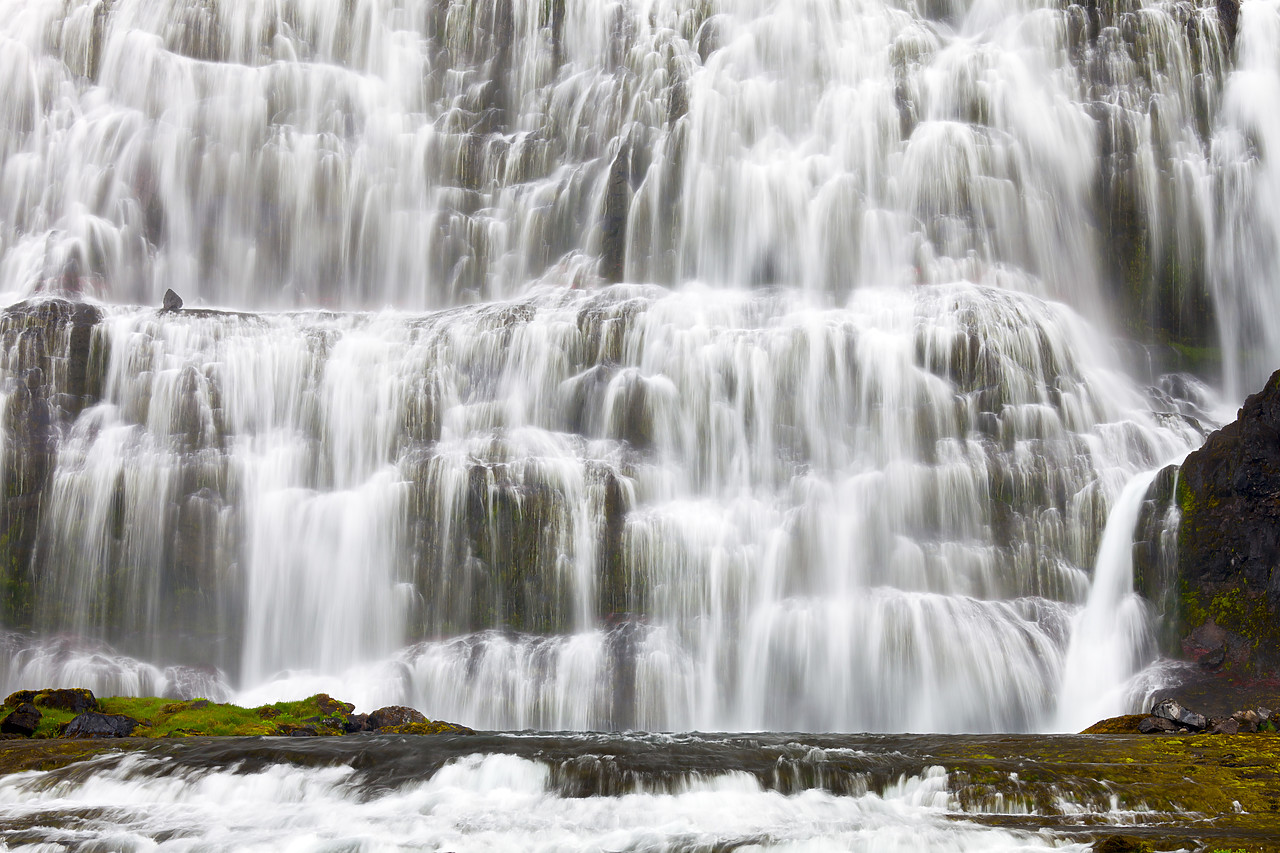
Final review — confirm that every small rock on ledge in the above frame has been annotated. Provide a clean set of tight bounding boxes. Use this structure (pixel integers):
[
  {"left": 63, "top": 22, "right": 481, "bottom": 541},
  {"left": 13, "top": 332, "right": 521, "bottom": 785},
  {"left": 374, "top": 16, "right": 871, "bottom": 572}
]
[{"left": 161, "top": 288, "right": 183, "bottom": 312}]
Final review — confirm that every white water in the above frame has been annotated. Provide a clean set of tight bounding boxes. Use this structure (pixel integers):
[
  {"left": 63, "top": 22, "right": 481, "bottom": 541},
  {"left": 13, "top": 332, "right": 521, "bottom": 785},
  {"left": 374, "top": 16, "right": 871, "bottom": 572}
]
[
  {"left": 1053, "top": 465, "right": 1164, "bottom": 731},
  {"left": 0, "top": 751, "right": 1092, "bottom": 852},
  {"left": 0, "top": 283, "right": 1209, "bottom": 731},
  {"left": 0, "top": 0, "right": 1276, "bottom": 734}
]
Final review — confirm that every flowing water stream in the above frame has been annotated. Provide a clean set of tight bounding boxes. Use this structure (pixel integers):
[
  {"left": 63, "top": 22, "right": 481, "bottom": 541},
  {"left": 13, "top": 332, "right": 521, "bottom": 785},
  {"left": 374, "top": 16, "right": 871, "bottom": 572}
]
[{"left": 0, "top": 0, "right": 1277, "bottom": 738}]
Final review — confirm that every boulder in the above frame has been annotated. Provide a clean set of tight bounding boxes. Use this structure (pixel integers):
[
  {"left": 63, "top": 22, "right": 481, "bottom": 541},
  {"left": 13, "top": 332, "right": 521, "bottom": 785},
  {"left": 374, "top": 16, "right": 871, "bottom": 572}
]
[
  {"left": 1138, "top": 716, "right": 1178, "bottom": 734},
  {"left": 313, "top": 694, "right": 354, "bottom": 717},
  {"left": 1211, "top": 717, "right": 1240, "bottom": 734},
  {"left": 162, "top": 288, "right": 183, "bottom": 312},
  {"left": 63, "top": 712, "right": 140, "bottom": 738},
  {"left": 342, "top": 713, "right": 371, "bottom": 733},
  {"left": 1176, "top": 369, "right": 1280, "bottom": 675},
  {"left": 33, "top": 688, "right": 98, "bottom": 714},
  {"left": 368, "top": 705, "right": 427, "bottom": 730},
  {"left": 1230, "top": 710, "right": 1259, "bottom": 733},
  {"left": 0, "top": 703, "right": 41, "bottom": 737},
  {"left": 1151, "top": 699, "right": 1207, "bottom": 731}
]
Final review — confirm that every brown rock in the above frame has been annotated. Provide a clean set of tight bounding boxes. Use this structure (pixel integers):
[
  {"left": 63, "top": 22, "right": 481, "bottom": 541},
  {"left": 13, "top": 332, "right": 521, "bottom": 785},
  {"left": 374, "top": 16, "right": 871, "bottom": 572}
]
[{"left": 369, "top": 705, "right": 427, "bottom": 730}]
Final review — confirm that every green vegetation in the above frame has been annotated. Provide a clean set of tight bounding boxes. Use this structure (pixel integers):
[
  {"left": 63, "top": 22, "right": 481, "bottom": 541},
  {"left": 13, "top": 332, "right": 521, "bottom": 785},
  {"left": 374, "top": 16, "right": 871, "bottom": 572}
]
[
  {"left": 4, "top": 693, "right": 354, "bottom": 739},
  {"left": 1, "top": 690, "right": 472, "bottom": 740}
]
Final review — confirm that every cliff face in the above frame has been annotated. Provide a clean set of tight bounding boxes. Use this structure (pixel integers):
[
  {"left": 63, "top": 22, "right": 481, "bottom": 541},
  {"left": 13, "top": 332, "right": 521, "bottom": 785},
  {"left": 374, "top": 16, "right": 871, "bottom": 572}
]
[
  {"left": 0, "top": 299, "right": 104, "bottom": 627},
  {"left": 1176, "top": 369, "right": 1280, "bottom": 674}
]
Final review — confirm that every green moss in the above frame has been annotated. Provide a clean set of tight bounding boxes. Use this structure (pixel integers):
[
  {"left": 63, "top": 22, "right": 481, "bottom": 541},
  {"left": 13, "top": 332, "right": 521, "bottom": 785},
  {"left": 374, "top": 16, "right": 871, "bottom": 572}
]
[
  {"left": 1, "top": 692, "right": 478, "bottom": 740},
  {"left": 1180, "top": 580, "right": 1207, "bottom": 630},
  {"left": 1081, "top": 715, "right": 1146, "bottom": 734},
  {"left": 2, "top": 694, "right": 352, "bottom": 738},
  {"left": 380, "top": 720, "right": 476, "bottom": 735}
]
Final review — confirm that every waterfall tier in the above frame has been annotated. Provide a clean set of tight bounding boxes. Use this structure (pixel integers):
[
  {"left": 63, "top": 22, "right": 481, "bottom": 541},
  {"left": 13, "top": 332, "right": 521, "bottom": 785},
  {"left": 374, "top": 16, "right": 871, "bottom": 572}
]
[{"left": 0, "top": 285, "right": 1210, "bottom": 730}]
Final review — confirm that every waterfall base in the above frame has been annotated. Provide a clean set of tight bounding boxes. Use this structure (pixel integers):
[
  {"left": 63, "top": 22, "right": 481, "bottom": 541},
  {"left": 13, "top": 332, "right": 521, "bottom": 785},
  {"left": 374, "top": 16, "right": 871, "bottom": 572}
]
[{"left": 2, "top": 731, "right": 1279, "bottom": 851}]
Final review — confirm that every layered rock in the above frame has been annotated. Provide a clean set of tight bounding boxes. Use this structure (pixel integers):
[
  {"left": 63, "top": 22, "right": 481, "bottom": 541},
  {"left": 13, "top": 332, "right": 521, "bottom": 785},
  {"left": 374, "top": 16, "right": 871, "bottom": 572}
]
[
  {"left": 1175, "top": 369, "right": 1280, "bottom": 675},
  {"left": 0, "top": 299, "right": 104, "bottom": 627}
]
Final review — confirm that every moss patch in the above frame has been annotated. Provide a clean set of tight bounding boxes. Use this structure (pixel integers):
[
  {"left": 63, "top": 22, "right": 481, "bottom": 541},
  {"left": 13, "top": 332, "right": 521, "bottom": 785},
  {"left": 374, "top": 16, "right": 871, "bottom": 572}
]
[
  {"left": 1, "top": 692, "right": 469, "bottom": 740},
  {"left": 1080, "top": 715, "right": 1145, "bottom": 734}
]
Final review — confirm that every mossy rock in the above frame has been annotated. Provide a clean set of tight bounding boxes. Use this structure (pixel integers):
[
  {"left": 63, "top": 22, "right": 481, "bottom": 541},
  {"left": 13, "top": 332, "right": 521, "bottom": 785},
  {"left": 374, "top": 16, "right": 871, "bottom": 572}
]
[
  {"left": 379, "top": 720, "right": 476, "bottom": 735},
  {"left": 1081, "top": 715, "right": 1146, "bottom": 734},
  {"left": 1176, "top": 369, "right": 1280, "bottom": 675},
  {"left": 0, "top": 689, "right": 473, "bottom": 741}
]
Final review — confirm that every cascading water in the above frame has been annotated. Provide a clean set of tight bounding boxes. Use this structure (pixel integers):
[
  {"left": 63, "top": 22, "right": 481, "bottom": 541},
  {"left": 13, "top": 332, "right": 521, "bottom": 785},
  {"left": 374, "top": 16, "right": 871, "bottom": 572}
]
[{"left": 0, "top": 0, "right": 1274, "bottom": 734}]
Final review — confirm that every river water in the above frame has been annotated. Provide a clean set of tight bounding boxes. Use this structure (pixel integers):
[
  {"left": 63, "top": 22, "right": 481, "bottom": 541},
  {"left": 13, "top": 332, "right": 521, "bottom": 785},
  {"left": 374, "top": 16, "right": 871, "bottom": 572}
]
[{"left": 0, "top": 731, "right": 1187, "bottom": 851}]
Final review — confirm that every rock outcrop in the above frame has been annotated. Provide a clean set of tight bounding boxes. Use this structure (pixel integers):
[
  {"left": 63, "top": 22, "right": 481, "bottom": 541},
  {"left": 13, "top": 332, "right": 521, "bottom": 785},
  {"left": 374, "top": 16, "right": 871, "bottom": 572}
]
[
  {"left": 1176, "top": 369, "right": 1280, "bottom": 675},
  {"left": 0, "top": 299, "right": 104, "bottom": 627}
]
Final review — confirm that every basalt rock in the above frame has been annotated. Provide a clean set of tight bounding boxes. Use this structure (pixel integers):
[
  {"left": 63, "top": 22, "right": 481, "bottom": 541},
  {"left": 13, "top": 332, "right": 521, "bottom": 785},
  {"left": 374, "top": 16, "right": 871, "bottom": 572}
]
[
  {"left": 1218, "top": 0, "right": 1240, "bottom": 45},
  {"left": 1151, "top": 698, "right": 1207, "bottom": 730},
  {"left": 1176, "top": 369, "right": 1280, "bottom": 676},
  {"left": 63, "top": 712, "right": 141, "bottom": 738},
  {"left": 162, "top": 288, "right": 184, "bottom": 312},
  {"left": 0, "top": 299, "right": 105, "bottom": 627},
  {"left": 1137, "top": 715, "right": 1177, "bottom": 734},
  {"left": 0, "top": 703, "right": 41, "bottom": 737}
]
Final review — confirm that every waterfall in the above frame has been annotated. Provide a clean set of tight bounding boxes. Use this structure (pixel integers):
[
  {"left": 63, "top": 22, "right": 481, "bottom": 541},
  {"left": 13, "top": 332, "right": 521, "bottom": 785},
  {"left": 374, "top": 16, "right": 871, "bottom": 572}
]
[
  {"left": 1211, "top": 0, "right": 1280, "bottom": 398},
  {"left": 0, "top": 0, "right": 1273, "bottom": 732}
]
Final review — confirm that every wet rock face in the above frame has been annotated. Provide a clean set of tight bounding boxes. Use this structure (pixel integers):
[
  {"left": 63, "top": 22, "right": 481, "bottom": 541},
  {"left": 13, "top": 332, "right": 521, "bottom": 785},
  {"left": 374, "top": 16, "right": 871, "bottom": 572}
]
[
  {"left": 1177, "top": 369, "right": 1280, "bottom": 675},
  {"left": 0, "top": 299, "right": 105, "bottom": 628}
]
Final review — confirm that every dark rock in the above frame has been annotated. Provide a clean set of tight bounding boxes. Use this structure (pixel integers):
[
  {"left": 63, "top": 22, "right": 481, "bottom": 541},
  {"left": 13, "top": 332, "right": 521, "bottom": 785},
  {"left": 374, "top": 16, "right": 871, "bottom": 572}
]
[
  {"left": 3, "top": 690, "right": 38, "bottom": 707},
  {"left": 342, "top": 713, "right": 370, "bottom": 733},
  {"left": 1138, "top": 715, "right": 1178, "bottom": 734},
  {"left": 0, "top": 703, "right": 41, "bottom": 736},
  {"left": 1211, "top": 717, "right": 1240, "bottom": 734},
  {"left": 33, "top": 688, "right": 98, "bottom": 714},
  {"left": 1090, "top": 829, "right": 1152, "bottom": 850},
  {"left": 368, "top": 705, "right": 427, "bottom": 730},
  {"left": 1176, "top": 369, "right": 1280, "bottom": 676},
  {"left": 162, "top": 288, "right": 183, "bottom": 312},
  {"left": 1092, "top": 834, "right": 1150, "bottom": 853},
  {"left": 0, "top": 299, "right": 105, "bottom": 627},
  {"left": 598, "top": 144, "right": 631, "bottom": 284},
  {"left": 1218, "top": 0, "right": 1240, "bottom": 44},
  {"left": 1151, "top": 699, "right": 1207, "bottom": 730},
  {"left": 63, "top": 712, "right": 140, "bottom": 738}
]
